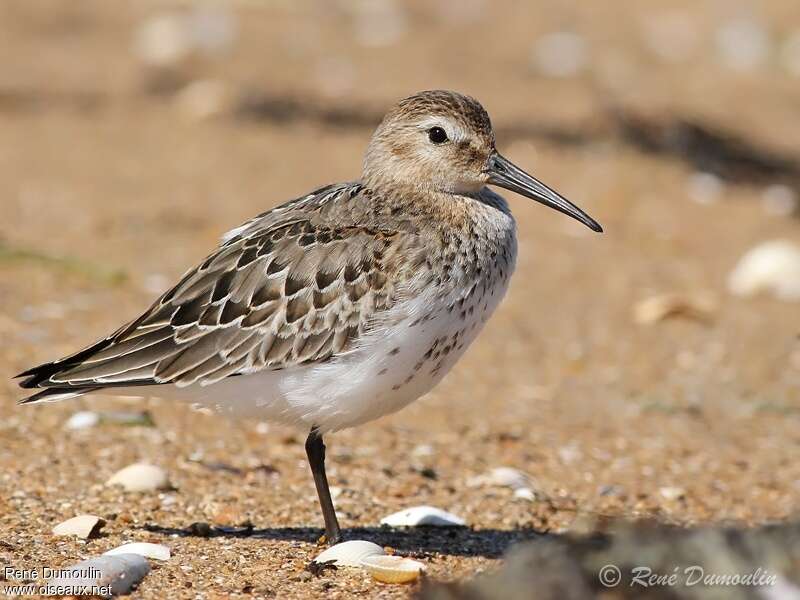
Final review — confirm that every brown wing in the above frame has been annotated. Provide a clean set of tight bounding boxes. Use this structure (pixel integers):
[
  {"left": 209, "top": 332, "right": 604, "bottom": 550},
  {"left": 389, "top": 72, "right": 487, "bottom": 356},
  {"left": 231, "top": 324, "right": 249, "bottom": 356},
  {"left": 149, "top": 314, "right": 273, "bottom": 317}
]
[{"left": 17, "top": 182, "right": 426, "bottom": 399}]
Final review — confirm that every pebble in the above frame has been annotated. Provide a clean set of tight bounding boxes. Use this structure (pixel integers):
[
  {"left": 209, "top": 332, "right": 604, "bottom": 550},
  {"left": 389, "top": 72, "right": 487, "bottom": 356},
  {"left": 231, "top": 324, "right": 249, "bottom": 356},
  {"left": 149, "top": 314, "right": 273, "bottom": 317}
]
[
  {"left": 106, "top": 463, "right": 171, "bottom": 492},
  {"left": 360, "top": 555, "right": 425, "bottom": 584},
  {"left": 48, "top": 553, "right": 150, "bottom": 597},
  {"left": 381, "top": 506, "right": 465, "bottom": 527},
  {"left": 728, "top": 240, "right": 800, "bottom": 301},
  {"left": 52, "top": 515, "right": 106, "bottom": 539},
  {"left": 105, "top": 542, "right": 171, "bottom": 561},
  {"left": 313, "top": 540, "right": 384, "bottom": 568}
]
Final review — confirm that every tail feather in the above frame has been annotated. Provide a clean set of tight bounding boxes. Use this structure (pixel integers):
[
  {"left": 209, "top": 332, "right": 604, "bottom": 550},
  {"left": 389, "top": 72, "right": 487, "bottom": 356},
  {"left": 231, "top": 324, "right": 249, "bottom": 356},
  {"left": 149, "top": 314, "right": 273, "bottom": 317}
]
[{"left": 18, "top": 386, "right": 100, "bottom": 405}]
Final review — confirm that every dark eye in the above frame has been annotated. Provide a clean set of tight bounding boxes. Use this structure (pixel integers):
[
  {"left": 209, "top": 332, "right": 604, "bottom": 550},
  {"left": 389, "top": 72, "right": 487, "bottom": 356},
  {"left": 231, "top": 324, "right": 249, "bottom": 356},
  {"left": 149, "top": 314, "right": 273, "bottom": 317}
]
[{"left": 427, "top": 127, "right": 448, "bottom": 144}]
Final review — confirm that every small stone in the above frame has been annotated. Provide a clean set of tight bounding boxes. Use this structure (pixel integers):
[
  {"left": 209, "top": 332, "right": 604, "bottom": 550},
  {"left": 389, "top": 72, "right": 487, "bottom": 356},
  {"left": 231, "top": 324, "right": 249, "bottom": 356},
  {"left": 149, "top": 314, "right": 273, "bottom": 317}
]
[
  {"left": 715, "top": 18, "right": 770, "bottom": 71},
  {"left": 52, "top": 515, "right": 106, "bottom": 539},
  {"left": 106, "top": 463, "right": 171, "bottom": 492},
  {"left": 105, "top": 542, "right": 171, "bottom": 561}
]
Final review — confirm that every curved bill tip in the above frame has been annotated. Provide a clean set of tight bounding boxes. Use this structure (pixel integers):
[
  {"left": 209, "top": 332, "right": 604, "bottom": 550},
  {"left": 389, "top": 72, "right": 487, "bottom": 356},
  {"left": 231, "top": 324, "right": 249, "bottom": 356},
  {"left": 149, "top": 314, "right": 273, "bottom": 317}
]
[{"left": 486, "top": 153, "right": 603, "bottom": 233}]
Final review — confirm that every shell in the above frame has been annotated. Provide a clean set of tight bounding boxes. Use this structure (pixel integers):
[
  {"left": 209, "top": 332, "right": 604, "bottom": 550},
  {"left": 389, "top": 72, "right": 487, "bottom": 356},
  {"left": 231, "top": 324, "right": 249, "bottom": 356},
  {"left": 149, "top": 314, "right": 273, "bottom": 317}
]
[
  {"left": 728, "top": 240, "right": 800, "bottom": 301},
  {"left": 380, "top": 506, "right": 465, "bottom": 527},
  {"left": 106, "top": 463, "right": 171, "bottom": 492},
  {"left": 52, "top": 515, "right": 106, "bottom": 539},
  {"left": 360, "top": 555, "right": 426, "bottom": 584},
  {"left": 468, "top": 467, "right": 531, "bottom": 490},
  {"left": 48, "top": 553, "right": 150, "bottom": 597},
  {"left": 65, "top": 411, "right": 100, "bottom": 430},
  {"left": 105, "top": 542, "right": 171, "bottom": 561},
  {"left": 313, "top": 540, "right": 385, "bottom": 567}
]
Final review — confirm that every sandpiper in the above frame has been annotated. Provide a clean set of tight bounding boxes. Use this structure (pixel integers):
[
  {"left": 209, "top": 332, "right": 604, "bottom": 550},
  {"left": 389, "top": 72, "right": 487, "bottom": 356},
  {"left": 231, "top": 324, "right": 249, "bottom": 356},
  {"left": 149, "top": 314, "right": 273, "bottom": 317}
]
[{"left": 17, "top": 90, "right": 601, "bottom": 543}]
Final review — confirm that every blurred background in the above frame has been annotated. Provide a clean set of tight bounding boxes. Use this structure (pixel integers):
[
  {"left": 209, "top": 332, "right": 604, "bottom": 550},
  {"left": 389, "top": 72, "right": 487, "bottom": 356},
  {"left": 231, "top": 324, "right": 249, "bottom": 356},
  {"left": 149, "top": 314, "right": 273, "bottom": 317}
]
[{"left": 2, "top": 1, "right": 800, "bottom": 597}]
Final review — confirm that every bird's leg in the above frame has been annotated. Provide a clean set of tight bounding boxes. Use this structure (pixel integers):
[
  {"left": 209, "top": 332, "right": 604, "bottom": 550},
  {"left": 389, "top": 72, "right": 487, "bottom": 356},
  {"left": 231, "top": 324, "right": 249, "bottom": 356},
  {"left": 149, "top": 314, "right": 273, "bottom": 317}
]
[{"left": 305, "top": 426, "right": 341, "bottom": 545}]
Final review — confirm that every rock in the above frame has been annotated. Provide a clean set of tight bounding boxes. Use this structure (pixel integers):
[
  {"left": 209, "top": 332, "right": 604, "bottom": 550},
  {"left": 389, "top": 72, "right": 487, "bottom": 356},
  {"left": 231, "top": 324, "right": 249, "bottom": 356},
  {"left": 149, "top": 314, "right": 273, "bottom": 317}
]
[
  {"left": 65, "top": 411, "right": 100, "bottom": 431},
  {"left": 48, "top": 554, "right": 150, "bottom": 598},
  {"left": 381, "top": 506, "right": 465, "bottom": 527},
  {"left": 52, "top": 515, "right": 106, "bottom": 539},
  {"left": 106, "top": 463, "right": 171, "bottom": 492},
  {"left": 105, "top": 542, "right": 171, "bottom": 561},
  {"left": 360, "top": 555, "right": 425, "bottom": 584},
  {"left": 633, "top": 292, "right": 717, "bottom": 325},
  {"left": 761, "top": 184, "right": 797, "bottom": 217},
  {"left": 728, "top": 240, "right": 800, "bottom": 301},
  {"left": 313, "top": 540, "right": 385, "bottom": 568}
]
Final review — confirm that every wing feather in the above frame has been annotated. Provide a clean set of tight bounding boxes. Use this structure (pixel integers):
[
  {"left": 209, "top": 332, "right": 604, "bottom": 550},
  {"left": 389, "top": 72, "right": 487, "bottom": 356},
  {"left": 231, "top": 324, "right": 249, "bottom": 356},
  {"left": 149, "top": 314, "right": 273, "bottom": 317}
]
[{"left": 18, "top": 182, "right": 426, "bottom": 399}]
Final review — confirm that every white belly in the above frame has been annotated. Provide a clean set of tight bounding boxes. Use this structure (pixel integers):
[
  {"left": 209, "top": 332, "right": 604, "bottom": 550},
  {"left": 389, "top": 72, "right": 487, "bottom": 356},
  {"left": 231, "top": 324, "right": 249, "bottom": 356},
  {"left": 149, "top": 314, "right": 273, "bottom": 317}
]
[{"left": 128, "top": 268, "right": 513, "bottom": 433}]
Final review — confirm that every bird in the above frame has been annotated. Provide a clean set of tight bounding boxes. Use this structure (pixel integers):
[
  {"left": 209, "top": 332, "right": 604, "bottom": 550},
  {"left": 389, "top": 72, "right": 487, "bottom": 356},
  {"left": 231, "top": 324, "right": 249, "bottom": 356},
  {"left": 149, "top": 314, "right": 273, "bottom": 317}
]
[{"left": 16, "top": 90, "right": 602, "bottom": 544}]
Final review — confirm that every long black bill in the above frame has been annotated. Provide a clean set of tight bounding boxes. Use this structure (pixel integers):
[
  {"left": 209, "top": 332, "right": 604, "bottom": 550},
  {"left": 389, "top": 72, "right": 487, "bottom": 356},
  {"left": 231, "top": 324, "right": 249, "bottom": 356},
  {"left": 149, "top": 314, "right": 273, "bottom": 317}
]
[{"left": 486, "top": 153, "right": 603, "bottom": 232}]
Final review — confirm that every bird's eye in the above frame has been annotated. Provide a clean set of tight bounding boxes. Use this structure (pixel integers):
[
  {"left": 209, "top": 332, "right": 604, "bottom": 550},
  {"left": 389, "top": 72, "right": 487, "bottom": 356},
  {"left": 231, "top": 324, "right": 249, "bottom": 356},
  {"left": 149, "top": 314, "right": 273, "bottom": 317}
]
[{"left": 427, "top": 127, "right": 448, "bottom": 144}]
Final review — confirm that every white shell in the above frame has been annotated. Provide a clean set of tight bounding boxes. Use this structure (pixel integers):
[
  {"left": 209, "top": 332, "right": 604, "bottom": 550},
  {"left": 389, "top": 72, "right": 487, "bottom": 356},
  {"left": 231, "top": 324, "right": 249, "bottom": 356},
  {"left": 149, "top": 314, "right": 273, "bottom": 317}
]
[
  {"left": 105, "top": 542, "right": 171, "bottom": 561},
  {"left": 728, "top": 240, "right": 800, "bottom": 301},
  {"left": 65, "top": 411, "right": 100, "bottom": 430},
  {"left": 106, "top": 463, "right": 171, "bottom": 492},
  {"left": 468, "top": 467, "right": 531, "bottom": 490},
  {"left": 313, "top": 540, "right": 385, "bottom": 567},
  {"left": 513, "top": 487, "right": 537, "bottom": 501},
  {"left": 52, "top": 515, "right": 106, "bottom": 539},
  {"left": 360, "top": 555, "right": 426, "bottom": 584},
  {"left": 380, "top": 506, "right": 465, "bottom": 527},
  {"left": 48, "top": 553, "right": 150, "bottom": 597}
]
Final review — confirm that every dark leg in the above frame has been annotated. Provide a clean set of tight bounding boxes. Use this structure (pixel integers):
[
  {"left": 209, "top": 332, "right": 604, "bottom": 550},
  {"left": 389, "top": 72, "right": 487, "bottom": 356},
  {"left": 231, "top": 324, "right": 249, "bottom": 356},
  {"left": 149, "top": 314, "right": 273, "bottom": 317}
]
[{"left": 305, "top": 426, "right": 341, "bottom": 544}]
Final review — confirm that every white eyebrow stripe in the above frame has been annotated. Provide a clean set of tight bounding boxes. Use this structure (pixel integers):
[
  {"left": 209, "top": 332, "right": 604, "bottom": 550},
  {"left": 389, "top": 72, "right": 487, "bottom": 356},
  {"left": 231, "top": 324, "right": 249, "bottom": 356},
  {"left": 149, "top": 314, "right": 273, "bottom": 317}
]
[{"left": 415, "top": 116, "right": 467, "bottom": 143}]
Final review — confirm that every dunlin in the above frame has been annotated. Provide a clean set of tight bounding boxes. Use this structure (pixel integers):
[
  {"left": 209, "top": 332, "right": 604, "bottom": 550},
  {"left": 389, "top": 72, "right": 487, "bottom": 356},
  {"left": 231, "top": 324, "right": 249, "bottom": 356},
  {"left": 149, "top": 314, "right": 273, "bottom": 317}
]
[{"left": 17, "top": 90, "right": 601, "bottom": 543}]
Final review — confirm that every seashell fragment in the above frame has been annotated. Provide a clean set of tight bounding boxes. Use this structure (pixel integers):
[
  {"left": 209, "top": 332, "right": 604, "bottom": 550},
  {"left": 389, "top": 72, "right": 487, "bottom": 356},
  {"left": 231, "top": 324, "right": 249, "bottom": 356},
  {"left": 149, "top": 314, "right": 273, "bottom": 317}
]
[
  {"left": 360, "top": 555, "right": 425, "bottom": 584},
  {"left": 313, "top": 540, "right": 384, "bottom": 567},
  {"left": 48, "top": 553, "right": 150, "bottom": 597},
  {"left": 105, "top": 542, "right": 171, "bottom": 561},
  {"left": 52, "top": 515, "right": 106, "bottom": 539},
  {"left": 467, "top": 467, "right": 531, "bottom": 490},
  {"left": 381, "top": 506, "right": 465, "bottom": 527},
  {"left": 728, "top": 240, "right": 800, "bottom": 301},
  {"left": 106, "top": 463, "right": 171, "bottom": 492},
  {"left": 65, "top": 411, "right": 100, "bottom": 430},
  {"left": 633, "top": 292, "right": 716, "bottom": 325}
]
